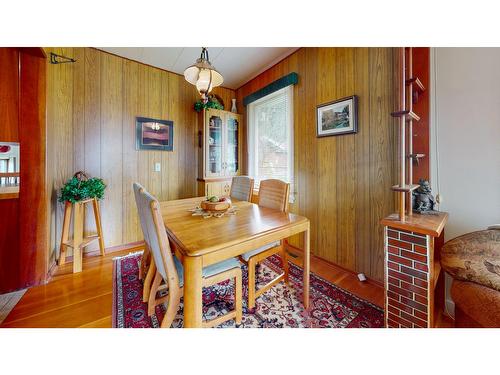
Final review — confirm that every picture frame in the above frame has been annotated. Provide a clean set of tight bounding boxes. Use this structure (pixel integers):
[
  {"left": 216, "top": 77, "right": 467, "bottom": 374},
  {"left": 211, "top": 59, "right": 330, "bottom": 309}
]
[
  {"left": 135, "top": 117, "right": 173, "bottom": 151},
  {"left": 316, "top": 95, "right": 358, "bottom": 137}
]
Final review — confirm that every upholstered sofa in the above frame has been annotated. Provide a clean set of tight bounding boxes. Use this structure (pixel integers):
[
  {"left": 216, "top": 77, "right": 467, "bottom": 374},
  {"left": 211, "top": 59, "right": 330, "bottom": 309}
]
[{"left": 441, "top": 226, "right": 500, "bottom": 327}]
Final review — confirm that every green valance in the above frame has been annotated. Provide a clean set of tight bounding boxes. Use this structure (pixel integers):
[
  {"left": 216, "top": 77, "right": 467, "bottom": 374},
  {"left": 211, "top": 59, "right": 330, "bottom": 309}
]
[{"left": 243, "top": 72, "right": 298, "bottom": 106}]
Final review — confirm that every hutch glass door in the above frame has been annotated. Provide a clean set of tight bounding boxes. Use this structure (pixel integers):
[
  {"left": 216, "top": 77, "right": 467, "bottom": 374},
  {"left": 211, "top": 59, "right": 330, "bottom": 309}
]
[
  {"left": 207, "top": 113, "right": 223, "bottom": 177},
  {"left": 225, "top": 116, "right": 239, "bottom": 175}
]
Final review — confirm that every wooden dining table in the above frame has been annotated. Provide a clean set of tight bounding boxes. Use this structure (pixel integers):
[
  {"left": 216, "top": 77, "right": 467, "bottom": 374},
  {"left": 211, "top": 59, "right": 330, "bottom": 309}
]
[{"left": 160, "top": 196, "right": 310, "bottom": 328}]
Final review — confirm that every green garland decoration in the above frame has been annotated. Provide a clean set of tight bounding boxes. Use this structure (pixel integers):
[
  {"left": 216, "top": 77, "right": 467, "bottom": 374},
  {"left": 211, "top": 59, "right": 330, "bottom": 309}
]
[
  {"left": 194, "top": 99, "right": 224, "bottom": 112},
  {"left": 59, "top": 174, "right": 106, "bottom": 203}
]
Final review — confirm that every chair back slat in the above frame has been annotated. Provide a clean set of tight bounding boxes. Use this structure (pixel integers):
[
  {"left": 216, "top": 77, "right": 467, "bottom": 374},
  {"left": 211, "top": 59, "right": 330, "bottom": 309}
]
[
  {"left": 230, "top": 176, "right": 254, "bottom": 201},
  {"left": 258, "top": 179, "right": 290, "bottom": 212},
  {"left": 133, "top": 183, "right": 180, "bottom": 289},
  {"left": 133, "top": 183, "right": 151, "bottom": 251}
]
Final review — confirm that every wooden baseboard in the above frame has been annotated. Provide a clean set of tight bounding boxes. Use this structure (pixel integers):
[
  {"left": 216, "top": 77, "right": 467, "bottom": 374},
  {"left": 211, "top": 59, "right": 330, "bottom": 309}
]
[
  {"left": 67, "top": 240, "right": 145, "bottom": 262},
  {"left": 284, "top": 242, "right": 383, "bottom": 288},
  {"left": 45, "top": 241, "right": 146, "bottom": 283}
]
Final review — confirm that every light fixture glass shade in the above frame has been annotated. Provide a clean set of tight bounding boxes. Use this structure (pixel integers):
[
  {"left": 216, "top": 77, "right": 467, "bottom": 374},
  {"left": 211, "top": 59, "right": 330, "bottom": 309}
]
[
  {"left": 195, "top": 69, "right": 212, "bottom": 94},
  {"left": 183, "top": 48, "right": 223, "bottom": 101}
]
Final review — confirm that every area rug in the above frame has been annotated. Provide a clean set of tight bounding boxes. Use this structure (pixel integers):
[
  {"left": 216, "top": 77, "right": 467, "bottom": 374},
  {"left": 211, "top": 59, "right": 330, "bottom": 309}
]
[
  {"left": 112, "top": 252, "right": 383, "bottom": 328},
  {"left": 0, "top": 289, "right": 27, "bottom": 325}
]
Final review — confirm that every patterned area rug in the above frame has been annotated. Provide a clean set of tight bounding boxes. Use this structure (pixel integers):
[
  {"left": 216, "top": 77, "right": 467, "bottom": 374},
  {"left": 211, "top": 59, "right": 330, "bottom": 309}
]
[{"left": 113, "top": 252, "right": 383, "bottom": 328}]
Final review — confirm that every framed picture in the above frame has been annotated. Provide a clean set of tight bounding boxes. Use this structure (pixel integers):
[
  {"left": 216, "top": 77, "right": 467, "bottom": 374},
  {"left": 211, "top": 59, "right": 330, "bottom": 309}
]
[
  {"left": 316, "top": 95, "right": 358, "bottom": 137},
  {"left": 135, "top": 117, "right": 173, "bottom": 151}
]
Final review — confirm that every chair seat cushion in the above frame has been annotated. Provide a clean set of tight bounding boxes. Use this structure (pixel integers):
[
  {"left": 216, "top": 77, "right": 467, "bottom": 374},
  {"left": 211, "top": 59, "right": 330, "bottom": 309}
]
[
  {"left": 241, "top": 241, "right": 281, "bottom": 262},
  {"left": 441, "top": 229, "right": 500, "bottom": 292},
  {"left": 173, "top": 256, "right": 241, "bottom": 287}
]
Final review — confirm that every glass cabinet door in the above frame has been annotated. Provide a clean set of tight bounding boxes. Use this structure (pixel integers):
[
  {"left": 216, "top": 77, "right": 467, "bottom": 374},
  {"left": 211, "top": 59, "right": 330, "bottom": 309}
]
[
  {"left": 225, "top": 116, "right": 239, "bottom": 175},
  {"left": 206, "top": 113, "right": 223, "bottom": 177}
]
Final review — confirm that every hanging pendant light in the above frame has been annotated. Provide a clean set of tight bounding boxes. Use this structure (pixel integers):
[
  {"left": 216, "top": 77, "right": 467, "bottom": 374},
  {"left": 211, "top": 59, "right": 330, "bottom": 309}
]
[{"left": 184, "top": 47, "right": 223, "bottom": 103}]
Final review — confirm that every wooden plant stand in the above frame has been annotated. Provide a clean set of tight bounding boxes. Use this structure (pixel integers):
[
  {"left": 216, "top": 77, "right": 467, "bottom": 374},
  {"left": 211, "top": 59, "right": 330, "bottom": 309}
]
[{"left": 59, "top": 198, "right": 105, "bottom": 273}]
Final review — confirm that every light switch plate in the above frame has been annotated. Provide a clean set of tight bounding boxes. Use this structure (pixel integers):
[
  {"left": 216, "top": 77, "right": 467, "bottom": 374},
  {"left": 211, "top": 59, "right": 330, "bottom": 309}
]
[{"left": 154, "top": 162, "right": 161, "bottom": 172}]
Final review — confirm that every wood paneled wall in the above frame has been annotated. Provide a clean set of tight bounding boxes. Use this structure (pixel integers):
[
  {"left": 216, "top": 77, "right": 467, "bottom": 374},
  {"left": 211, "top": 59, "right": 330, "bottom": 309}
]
[
  {"left": 236, "top": 48, "right": 398, "bottom": 281},
  {"left": 45, "top": 47, "right": 235, "bottom": 264}
]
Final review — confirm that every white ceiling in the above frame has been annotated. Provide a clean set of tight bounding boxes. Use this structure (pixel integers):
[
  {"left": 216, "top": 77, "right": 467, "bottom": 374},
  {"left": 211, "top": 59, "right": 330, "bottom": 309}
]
[{"left": 98, "top": 47, "right": 298, "bottom": 89}]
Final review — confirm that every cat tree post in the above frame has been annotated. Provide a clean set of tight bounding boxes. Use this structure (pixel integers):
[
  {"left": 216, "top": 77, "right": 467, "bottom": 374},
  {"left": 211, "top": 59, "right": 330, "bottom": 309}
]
[{"left": 381, "top": 47, "right": 449, "bottom": 328}]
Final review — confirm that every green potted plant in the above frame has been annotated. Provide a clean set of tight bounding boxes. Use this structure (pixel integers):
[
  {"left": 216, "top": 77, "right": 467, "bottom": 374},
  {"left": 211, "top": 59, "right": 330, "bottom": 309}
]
[
  {"left": 59, "top": 171, "right": 106, "bottom": 203},
  {"left": 194, "top": 95, "right": 224, "bottom": 112}
]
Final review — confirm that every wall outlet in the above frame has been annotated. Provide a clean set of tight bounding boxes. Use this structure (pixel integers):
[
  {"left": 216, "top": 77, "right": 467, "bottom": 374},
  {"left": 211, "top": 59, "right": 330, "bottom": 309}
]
[
  {"left": 154, "top": 162, "right": 161, "bottom": 172},
  {"left": 357, "top": 273, "right": 367, "bottom": 282}
]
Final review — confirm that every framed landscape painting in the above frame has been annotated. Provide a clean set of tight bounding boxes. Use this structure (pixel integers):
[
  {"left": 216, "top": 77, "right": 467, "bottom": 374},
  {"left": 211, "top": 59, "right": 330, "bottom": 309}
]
[
  {"left": 316, "top": 95, "right": 358, "bottom": 137},
  {"left": 136, "top": 117, "right": 173, "bottom": 151}
]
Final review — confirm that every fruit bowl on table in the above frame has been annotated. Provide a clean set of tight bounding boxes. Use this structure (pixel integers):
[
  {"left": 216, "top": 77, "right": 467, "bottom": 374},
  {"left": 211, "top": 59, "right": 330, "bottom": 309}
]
[{"left": 200, "top": 196, "right": 231, "bottom": 212}]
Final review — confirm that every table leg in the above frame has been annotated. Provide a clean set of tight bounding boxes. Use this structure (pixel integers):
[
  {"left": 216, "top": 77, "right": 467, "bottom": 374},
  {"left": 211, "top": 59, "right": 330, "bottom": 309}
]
[
  {"left": 183, "top": 255, "right": 203, "bottom": 328},
  {"left": 302, "top": 226, "right": 310, "bottom": 309}
]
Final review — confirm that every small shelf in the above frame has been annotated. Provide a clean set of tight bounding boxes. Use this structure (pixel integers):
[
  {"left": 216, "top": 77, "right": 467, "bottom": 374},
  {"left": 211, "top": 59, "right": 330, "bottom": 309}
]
[
  {"left": 381, "top": 211, "right": 449, "bottom": 238},
  {"left": 63, "top": 235, "right": 99, "bottom": 249},
  {"left": 408, "top": 153, "right": 425, "bottom": 159},
  {"left": 391, "top": 110, "right": 420, "bottom": 122},
  {"left": 406, "top": 77, "right": 426, "bottom": 92},
  {"left": 391, "top": 184, "right": 419, "bottom": 192},
  {"left": 408, "top": 153, "right": 426, "bottom": 165}
]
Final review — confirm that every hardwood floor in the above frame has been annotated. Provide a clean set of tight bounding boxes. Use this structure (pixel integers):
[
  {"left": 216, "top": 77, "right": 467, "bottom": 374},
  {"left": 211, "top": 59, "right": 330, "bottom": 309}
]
[
  {"left": 0, "top": 250, "right": 129, "bottom": 328},
  {"left": 0, "top": 245, "right": 453, "bottom": 328}
]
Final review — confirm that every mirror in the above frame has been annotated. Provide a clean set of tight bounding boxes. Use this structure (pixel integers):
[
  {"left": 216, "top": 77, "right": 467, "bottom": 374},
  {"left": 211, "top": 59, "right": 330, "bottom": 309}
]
[{"left": 0, "top": 142, "right": 20, "bottom": 187}]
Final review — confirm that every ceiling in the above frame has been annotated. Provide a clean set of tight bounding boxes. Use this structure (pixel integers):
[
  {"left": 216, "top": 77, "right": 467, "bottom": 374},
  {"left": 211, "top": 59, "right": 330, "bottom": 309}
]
[{"left": 98, "top": 47, "right": 298, "bottom": 89}]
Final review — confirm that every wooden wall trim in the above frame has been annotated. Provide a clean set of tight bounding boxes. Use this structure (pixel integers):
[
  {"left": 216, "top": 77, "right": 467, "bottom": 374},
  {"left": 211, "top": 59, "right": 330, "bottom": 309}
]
[{"left": 19, "top": 51, "right": 48, "bottom": 288}]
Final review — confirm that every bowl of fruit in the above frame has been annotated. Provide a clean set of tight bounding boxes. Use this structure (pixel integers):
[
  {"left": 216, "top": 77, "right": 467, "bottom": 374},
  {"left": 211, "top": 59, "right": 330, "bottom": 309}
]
[{"left": 200, "top": 196, "right": 231, "bottom": 212}]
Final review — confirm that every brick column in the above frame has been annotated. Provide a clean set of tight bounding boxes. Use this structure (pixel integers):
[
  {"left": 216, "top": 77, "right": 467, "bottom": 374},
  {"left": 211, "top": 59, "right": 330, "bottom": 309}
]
[
  {"left": 384, "top": 227, "right": 433, "bottom": 328},
  {"left": 381, "top": 212, "right": 447, "bottom": 328}
]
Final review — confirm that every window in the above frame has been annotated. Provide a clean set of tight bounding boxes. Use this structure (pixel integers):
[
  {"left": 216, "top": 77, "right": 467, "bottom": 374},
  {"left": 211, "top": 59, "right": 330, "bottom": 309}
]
[{"left": 247, "top": 85, "right": 294, "bottom": 201}]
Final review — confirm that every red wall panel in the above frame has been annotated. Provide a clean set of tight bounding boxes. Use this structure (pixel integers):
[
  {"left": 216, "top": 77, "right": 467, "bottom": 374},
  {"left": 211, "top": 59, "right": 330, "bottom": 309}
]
[
  {"left": 0, "top": 48, "right": 47, "bottom": 293},
  {"left": 0, "top": 48, "right": 19, "bottom": 142},
  {"left": 412, "top": 47, "right": 430, "bottom": 182}
]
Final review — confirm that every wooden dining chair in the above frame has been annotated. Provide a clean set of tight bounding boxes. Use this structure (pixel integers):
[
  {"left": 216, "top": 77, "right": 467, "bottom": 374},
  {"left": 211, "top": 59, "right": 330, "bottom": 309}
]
[
  {"left": 230, "top": 176, "right": 254, "bottom": 202},
  {"left": 133, "top": 183, "right": 156, "bottom": 303},
  {"left": 239, "top": 179, "right": 290, "bottom": 309},
  {"left": 133, "top": 183, "right": 242, "bottom": 328}
]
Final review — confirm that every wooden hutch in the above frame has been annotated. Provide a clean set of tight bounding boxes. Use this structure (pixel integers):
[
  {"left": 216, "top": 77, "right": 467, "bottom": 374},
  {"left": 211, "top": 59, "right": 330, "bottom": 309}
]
[{"left": 197, "top": 108, "right": 242, "bottom": 197}]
